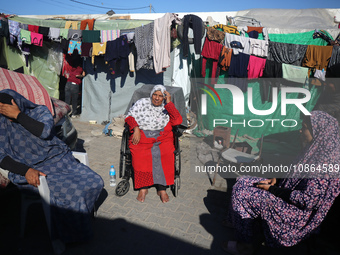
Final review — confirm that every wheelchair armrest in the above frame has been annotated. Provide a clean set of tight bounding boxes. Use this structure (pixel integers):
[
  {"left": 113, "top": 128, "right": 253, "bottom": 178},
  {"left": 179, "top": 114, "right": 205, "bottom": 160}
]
[{"left": 172, "top": 125, "right": 184, "bottom": 138}]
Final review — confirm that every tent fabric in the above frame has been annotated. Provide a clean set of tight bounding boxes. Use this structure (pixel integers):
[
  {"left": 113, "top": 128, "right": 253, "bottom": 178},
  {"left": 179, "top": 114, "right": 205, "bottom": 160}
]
[
  {"left": 0, "top": 68, "right": 54, "bottom": 115},
  {"left": 235, "top": 9, "right": 339, "bottom": 30}
]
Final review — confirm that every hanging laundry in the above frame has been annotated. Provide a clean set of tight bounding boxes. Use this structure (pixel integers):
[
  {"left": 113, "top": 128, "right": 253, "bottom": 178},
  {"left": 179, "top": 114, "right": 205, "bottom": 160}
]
[
  {"left": 260, "top": 59, "right": 283, "bottom": 103},
  {"left": 135, "top": 22, "right": 154, "bottom": 70},
  {"left": 92, "top": 42, "right": 107, "bottom": 65},
  {"left": 59, "top": 28, "right": 69, "bottom": 40},
  {"left": 0, "top": 20, "right": 9, "bottom": 44},
  {"left": 225, "top": 33, "right": 251, "bottom": 55},
  {"left": 31, "top": 32, "right": 43, "bottom": 47},
  {"left": 249, "top": 38, "right": 269, "bottom": 57},
  {"left": 247, "top": 55, "right": 266, "bottom": 79},
  {"left": 8, "top": 20, "right": 21, "bottom": 46},
  {"left": 100, "top": 30, "right": 120, "bottom": 43},
  {"left": 282, "top": 63, "right": 309, "bottom": 84},
  {"left": 48, "top": 27, "right": 60, "bottom": 42},
  {"left": 267, "top": 41, "right": 308, "bottom": 66},
  {"left": 80, "top": 19, "right": 95, "bottom": 30},
  {"left": 68, "top": 40, "right": 82, "bottom": 55},
  {"left": 64, "top": 21, "right": 78, "bottom": 30},
  {"left": 206, "top": 27, "right": 225, "bottom": 43},
  {"left": 82, "top": 30, "right": 100, "bottom": 43},
  {"left": 182, "top": 14, "right": 204, "bottom": 57},
  {"left": 328, "top": 45, "right": 340, "bottom": 67},
  {"left": 28, "top": 24, "right": 39, "bottom": 33},
  {"left": 228, "top": 52, "right": 250, "bottom": 92},
  {"left": 20, "top": 29, "right": 31, "bottom": 44},
  {"left": 67, "top": 29, "right": 82, "bottom": 41},
  {"left": 218, "top": 47, "right": 233, "bottom": 71},
  {"left": 81, "top": 42, "right": 92, "bottom": 57},
  {"left": 201, "top": 37, "right": 223, "bottom": 81},
  {"left": 302, "top": 45, "right": 333, "bottom": 71},
  {"left": 153, "top": 13, "right": 178, "bottom": 74},
  {"left": 38, "top": 26, "right": 50, "bottom": 37},
  {"left": 104, "top": 35, "right": 130, "bottom": 75},
  {"left": 212, "top": 24, "right": 240, "bottom": 35}
]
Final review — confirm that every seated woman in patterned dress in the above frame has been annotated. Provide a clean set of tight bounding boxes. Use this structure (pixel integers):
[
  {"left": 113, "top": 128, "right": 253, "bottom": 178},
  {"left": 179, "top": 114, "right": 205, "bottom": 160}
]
[
  {"left": 125, "top": 85, "right": 182, "bottom": 203},
  {"left": 0, "top": 89, "right": 104, "bottom": 248},
  {"left": 223, "top": 111, "right": 340, "bottom": 255}
]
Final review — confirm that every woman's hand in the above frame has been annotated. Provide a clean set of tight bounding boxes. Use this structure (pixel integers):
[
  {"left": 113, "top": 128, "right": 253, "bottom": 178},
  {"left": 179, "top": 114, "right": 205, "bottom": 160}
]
[
  {"left": 256, "top": 178, "right": 276, "bottom": 191},
  {"left": 164, "top": 91, "right": 171, "bottom": 104},
  {"left": 132, "top": 126, "right": 141, "bottom": 145},
  {"left": 25, "top": 168, "right": 47, "bottom": 187},
  {"left": 0, "top": 99, "right": 20, "bottom": 119}
]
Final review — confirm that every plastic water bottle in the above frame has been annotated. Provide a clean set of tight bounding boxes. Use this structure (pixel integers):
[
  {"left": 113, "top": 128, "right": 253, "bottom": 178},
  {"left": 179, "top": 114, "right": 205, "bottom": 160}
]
[{"left": 109, "top": 165, "right": 116, "bottom": 187}]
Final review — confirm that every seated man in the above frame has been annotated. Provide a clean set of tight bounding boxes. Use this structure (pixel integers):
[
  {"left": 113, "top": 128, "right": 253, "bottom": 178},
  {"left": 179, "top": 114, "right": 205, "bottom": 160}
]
[
  {"left": 125, "top": 85, "right": 182, "bottom": 203},
  {"left": 0, "top": 89, "right": 104, "bottom": 246}
]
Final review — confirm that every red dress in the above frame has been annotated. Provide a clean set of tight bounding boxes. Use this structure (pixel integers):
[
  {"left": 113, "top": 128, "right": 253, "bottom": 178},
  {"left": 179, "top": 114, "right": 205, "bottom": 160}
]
[{"left": 125, "top": 102, "right": 182, "bottom": 189}]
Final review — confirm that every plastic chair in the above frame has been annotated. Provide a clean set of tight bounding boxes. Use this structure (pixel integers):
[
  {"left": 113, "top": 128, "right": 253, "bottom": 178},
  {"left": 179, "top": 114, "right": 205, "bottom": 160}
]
[{"left": 212, "top": 129, "right": 264, "bottom": 185}]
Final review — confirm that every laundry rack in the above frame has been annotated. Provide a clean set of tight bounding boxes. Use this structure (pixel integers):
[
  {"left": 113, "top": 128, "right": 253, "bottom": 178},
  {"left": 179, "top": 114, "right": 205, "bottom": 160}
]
[{"left": 226, "top": 16, "right": 262, "bottom": 27}]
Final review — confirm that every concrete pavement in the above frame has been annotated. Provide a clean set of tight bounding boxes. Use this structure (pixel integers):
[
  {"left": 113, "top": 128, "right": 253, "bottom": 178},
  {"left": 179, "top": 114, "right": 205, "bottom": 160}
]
[{"left": 63, "top": 118, "right": 231, "bottom": 255}]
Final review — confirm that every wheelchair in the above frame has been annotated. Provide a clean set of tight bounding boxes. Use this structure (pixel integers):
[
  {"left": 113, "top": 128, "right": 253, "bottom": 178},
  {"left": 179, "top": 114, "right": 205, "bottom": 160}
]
[{"left": 115, "top": 125, "right": 183, "bottom": 197}]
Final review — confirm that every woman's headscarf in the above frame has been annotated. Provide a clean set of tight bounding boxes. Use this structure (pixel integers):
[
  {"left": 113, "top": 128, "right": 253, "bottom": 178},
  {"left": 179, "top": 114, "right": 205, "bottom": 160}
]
[
  {"left": 283, "top": 110, "right": 340, "bottom": 187},
  {"left": 126, "top": 85, "right": 170, "bottom": 131}
]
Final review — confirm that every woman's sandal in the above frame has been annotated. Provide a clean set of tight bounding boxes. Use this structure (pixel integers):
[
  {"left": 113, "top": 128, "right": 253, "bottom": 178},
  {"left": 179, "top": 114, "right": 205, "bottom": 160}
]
[{"left": 221, "top": 241, "right": 254, "bottom": 255}]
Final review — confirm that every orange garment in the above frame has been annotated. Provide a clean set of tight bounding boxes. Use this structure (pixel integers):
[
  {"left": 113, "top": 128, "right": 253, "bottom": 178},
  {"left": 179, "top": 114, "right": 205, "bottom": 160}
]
[
  {"left": 80, "top": 19, "right": 95, "bottom": 30},
  {"left": 247, "top": 26, "right": 263, "bottom": 33},
  {"left": 219, "top": 47, "right": 233, "bottom": 71},
  {"left": 302, "top": 45, "right": 333, "bottom": 71}
]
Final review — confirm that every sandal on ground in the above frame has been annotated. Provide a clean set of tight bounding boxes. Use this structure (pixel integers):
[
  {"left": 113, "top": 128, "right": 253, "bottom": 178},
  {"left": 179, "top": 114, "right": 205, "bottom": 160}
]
[{"left": 221, "top": 241, "right": 254, "bottom": 255}]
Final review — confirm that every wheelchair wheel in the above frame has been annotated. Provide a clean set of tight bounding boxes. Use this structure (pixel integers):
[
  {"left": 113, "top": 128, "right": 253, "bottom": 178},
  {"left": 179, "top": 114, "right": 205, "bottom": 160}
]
[
  {"left": 115, "top": 180, "right": 130, "bottom": 197},
  {"left": 172, "top": 177, "right": 181, "bottom": 197}
]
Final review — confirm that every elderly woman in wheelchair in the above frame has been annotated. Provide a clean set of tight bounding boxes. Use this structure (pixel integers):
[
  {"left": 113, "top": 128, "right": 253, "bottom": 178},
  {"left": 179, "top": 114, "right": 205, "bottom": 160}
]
[{"left": 125, "top": 85, "right": 183, "bottom": 203}]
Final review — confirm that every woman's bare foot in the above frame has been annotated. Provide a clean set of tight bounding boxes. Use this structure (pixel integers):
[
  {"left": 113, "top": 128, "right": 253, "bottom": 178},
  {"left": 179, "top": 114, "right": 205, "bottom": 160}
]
[
  {"left": 137, "top": 189, "right": 148, "bottom": 202},
  {"left": 157, "top": 190, "right": 169, "bottom": 203}
]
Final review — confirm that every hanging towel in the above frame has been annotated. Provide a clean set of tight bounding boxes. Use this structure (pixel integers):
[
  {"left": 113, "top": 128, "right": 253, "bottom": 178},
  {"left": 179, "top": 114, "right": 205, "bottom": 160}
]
[
  {"left": 82, "top": 30, "right": 101, "bottom": 43},
  {"left": 282, "top": 63, "right": 309, "bottom": 84},
  {"left": 100, "top": 30, "right": 120, "bottom": 43}
]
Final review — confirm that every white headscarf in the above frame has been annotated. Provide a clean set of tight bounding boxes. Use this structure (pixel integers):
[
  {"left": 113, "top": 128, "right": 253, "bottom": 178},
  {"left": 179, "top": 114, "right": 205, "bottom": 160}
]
[{"left": 126, "top": 85, "right": 170, "bottom": 130}]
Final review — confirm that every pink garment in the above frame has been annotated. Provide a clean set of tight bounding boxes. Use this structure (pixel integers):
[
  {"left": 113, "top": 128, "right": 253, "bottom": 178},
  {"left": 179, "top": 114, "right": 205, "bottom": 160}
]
[
  {"left": 247, "top": 55, "right": 266, "bottom": 79},
  {"left": 31, "top": 32, "right": 43, "bottom": 47},
  {"left": 201, "top": 37, "right": 223, "bottom": 79}
]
